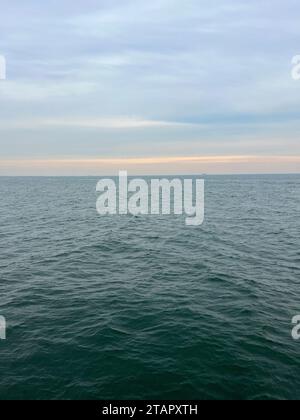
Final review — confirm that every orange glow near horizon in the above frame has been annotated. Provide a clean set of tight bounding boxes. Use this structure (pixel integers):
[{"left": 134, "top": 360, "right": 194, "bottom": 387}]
[
  {"left": 2, "top": 155, "right": 300, "bottom": 165},
  {"left": 0, "top": 155, "right": 299, "bottom": 175}
]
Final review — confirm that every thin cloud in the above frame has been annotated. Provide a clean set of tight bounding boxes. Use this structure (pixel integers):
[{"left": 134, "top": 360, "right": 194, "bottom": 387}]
[{"left": 0, "top": 117, "right": 195, "bottom": 130}]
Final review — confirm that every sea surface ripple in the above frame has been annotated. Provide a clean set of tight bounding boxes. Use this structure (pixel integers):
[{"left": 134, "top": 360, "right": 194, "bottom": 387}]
[{"left": 0, "top": 174, "right": 299, "bottom": 400}]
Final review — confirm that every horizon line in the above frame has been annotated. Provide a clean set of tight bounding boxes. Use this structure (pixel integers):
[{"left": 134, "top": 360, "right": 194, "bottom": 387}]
[{"left": 0, "top": 171, "right": 299, "bottom": 178}]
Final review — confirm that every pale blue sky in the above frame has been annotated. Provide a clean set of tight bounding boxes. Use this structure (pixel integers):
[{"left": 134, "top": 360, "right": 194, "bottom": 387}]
[{"left": 0, "top": 0, "right": 300, "bottom": 174}]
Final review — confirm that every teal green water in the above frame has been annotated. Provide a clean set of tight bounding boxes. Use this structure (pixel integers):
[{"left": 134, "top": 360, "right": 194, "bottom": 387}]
[{"left": 0, "top": 175, "right": 299, "bottom": 400}]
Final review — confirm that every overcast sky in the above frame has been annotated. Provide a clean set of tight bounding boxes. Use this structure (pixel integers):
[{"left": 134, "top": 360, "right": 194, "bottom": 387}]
[{"left": 0, "top": 0, "right": 300, "bottom": 174}]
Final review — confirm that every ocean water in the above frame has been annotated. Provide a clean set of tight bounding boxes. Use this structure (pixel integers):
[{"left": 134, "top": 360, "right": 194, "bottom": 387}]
[{"left": 0, "top": 174, "right": 299, "bottom": 400}]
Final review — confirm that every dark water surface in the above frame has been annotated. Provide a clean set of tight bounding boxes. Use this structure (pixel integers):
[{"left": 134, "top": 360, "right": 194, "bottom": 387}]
[{"left": 0, "top": 175, "right": 299, "bottom": 400}]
